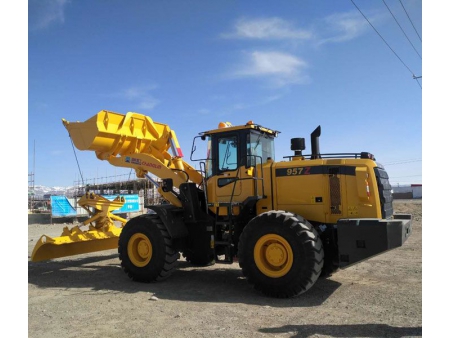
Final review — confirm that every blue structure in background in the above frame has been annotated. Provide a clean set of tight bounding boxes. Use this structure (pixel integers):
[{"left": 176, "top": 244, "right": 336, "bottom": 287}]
[
  {"left": 50, "top": 194, "right": 141, "bottom": 217},
  {"left": 102, "top": 194, "right": 141, "bottom": 213},
  {"left": 51, "top": 196, "right": 77, "bottom": 217}
]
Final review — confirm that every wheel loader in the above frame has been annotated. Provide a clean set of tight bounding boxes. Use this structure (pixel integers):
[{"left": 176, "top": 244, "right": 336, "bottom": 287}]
[{"left": 31, "top": 110, "right": 412, "bottom": 298}]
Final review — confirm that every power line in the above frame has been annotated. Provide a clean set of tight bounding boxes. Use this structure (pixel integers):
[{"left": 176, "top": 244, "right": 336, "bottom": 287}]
[
  {"left": 389, "top": 174, "right": 422, "bottom": 178},
  {"left": 383, "top": 159, "right": 422, "bottom": 165},
  {"left": 399, "top": 0, "right": 422, "bottom": 42},
  {"left": 350, "top": 0, "right": 421, "bottom": 88},
  {"left": 382, "top": 0, "right": 421, "bottom": 59},
  {"left": 350, "top": 0, "right": 414, "bottom": 74}
]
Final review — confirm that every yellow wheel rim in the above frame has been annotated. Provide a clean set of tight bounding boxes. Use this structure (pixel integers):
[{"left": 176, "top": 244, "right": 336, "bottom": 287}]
[
  {"left": 254, "top": 234, "right": 293, "bottom": 278},
  {"left": 128, "top": 233, "right": 152, "bottom": 267}
]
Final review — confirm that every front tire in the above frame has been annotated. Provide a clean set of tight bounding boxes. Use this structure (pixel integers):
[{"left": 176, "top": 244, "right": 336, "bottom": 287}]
[
  {"left": 238, "top": 211, "right": 324, "bottom": 298},
  {"left": 118, "top": 214, "right": 179, "bottom": 282}
]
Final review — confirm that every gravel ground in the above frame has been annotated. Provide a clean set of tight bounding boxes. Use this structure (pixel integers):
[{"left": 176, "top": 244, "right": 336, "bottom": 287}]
[{"left": 28, "top": 200, "right": 422, "bottom": 338}]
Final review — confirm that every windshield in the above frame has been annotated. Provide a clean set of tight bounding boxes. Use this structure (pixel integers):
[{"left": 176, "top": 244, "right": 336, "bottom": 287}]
[{"left": 247, "top": 132, "right": 275, "bottom": 166}]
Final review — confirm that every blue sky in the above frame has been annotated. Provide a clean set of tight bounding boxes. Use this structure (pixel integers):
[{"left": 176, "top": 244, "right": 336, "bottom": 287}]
[{"left": 27, "top": 0, "right": 423, "bottom": 188}]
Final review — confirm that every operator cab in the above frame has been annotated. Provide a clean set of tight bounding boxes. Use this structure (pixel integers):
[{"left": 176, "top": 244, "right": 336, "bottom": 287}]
[
  {"left": 190, "top": 121, "right": 279, "bottom": 216},
  {"left": 195, "top": 121, "right": 279, "bottom": 179}
]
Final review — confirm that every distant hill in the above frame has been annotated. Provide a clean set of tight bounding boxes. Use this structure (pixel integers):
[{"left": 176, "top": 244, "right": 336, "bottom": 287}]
[{"left": 29, "top": 185, "right": 78, "bottom": 198}]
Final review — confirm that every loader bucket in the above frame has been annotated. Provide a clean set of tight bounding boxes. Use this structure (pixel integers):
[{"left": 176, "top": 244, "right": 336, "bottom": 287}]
[
  {"left": 31, "top": 193, "right": 128, "bottom": 262},
  {"left": 61, "top": 110, "right": 205, "bottom": 187},
  {"left": 61, "top": 110, "right": 172, "bottom": 157}
]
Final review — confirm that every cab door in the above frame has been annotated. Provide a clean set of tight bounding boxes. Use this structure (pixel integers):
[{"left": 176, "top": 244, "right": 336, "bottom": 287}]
[{"left": 210, "top": 133, "right": 242, "bottom": 198}]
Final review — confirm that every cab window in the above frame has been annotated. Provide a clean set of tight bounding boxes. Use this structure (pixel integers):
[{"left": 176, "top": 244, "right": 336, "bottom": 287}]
[
  {"left": 247, "top": 132, "right": 275, "bottom": 166},
  {"left": 218, "top": 135, "right": 238, "bottom": 172},
  {"left": 205, "top": 136, "right": 213, "bottom": 178}
]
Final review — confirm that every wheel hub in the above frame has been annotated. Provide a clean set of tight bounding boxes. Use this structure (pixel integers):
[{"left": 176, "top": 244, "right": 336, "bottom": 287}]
[
  {"left": 266, "top": 243, "right": 288, "bottom": 267},
  {"left": 138, "top": 240, "right": 151, "bottom": 257},
  {"left": 128, "top": 233, "right": 153, "bottom": 267},
  {"left": 254, "top": 234, "right": 294, "bottom": 278}
]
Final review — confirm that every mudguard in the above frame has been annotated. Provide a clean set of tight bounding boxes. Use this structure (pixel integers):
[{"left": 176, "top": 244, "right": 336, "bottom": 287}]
[{"left": 147, "top": 204, "right": 188, "bottom": 239}]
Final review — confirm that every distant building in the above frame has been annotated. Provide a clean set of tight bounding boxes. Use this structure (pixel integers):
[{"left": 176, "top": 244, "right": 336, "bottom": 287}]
[{"left": 392, "top": 184, "right": 422, "bottom": 199}]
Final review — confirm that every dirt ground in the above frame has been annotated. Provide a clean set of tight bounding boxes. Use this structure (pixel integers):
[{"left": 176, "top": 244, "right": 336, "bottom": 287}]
[{"left": 28, "top": 200, "right": 422, "bottom": 338}]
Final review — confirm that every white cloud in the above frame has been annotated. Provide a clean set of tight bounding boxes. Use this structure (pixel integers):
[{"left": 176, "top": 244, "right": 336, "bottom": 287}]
[
  {"left": 120, "top": 85, "right": 160, "bottom": 111},
  {"left": 123, "top": 85, "right": 158, "bottom": 100},
  {"left": 29, "top": 0, "right": 70, "bottom": 30},
  {"left": 317, "top": 12, "right": 370, "bottom": 45},
  {"left": 198, "top": 109, "right": 210, "bottom": 115},
  {"left": 231, "top": 51, "right": 308, "bottom": 87},
  {"left": 222, "top": 17, "right": 312, "bottom": 40},
  {"left": 231, "top": 93, "right": 286, "bottom": 111},
  {"left": 137, "top": 98, "right": 159, "bottom": 110}
]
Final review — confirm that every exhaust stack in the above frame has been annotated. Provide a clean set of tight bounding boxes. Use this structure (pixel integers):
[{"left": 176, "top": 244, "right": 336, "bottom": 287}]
[{"left": 311, "top": 125, "right": 321, "bottom": 159}]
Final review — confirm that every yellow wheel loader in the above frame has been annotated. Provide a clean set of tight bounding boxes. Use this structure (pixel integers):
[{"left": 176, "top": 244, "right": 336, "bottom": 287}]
[{"left": 31, "top": 110, "right": 412, "bottom": 298}]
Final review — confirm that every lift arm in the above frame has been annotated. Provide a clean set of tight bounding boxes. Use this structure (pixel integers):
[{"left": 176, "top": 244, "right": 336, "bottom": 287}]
[{"left": 62, "top": 110, "right": 204, "bottom": 206}]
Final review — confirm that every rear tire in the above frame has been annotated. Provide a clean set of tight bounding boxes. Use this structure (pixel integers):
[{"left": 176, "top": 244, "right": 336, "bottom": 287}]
[
  {"left": 118, "top": 214, "right": 179, "bottom": 282},
  {"left": 238, "top": 211, "right": 324, "bottom": 298}
]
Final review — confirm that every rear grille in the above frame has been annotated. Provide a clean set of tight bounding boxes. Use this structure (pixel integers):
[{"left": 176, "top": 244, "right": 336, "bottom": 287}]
[{"left": 329, "top": 175, "right": 342, "bottom": 215}]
